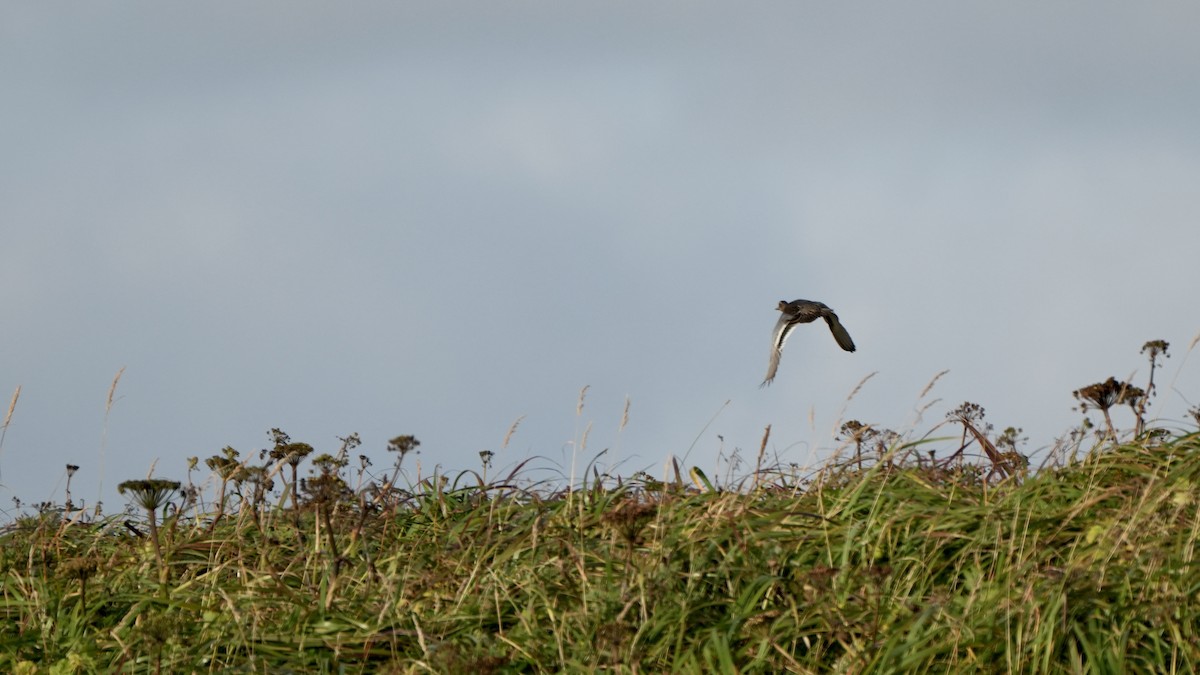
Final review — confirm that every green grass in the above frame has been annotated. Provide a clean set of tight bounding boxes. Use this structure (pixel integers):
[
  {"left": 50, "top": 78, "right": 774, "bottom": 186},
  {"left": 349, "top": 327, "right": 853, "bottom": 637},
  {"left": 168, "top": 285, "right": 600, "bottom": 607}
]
[
  {"left": 3, "top": 339, "right": 1199, "bottom": 673},
  {"left": 3, "top": 426, "right": 1200, "bottom": 673}
]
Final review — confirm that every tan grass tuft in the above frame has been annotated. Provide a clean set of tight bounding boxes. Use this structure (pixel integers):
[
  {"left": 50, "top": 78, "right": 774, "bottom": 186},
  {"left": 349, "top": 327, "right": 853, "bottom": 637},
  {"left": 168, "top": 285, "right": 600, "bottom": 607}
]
[
  {"left": 3, "top": 385, "right": 18, "bottom": 430},
  {"left": 106, "top": 367, "right": 125, "bottom": 414},
  {"left": 580, "top": 421, "right": 592, "bottom": 451},
  {"left": 0, "top": 385, "right": 19, "bottom": 477},
  {"left": 911, "top": 370, "right": 951, "bottom": 425},
  {"left": 918, "top": 369, "right": 950, "bottom": 400},
  {"left": 845, "top": 371, "right": 878, "bottom": 402},
  {"left": 502, "top": 415, "right": 525, "bottom": 450},
  {"left": 98, "top": 367, "right": 126, "bottom": 502},
  {"left": 576, "top": 385, "right": 589, "bottom": 416},
  {"left": 832, "top": 371, "right": 878, "bottom": 435},
  {"left": 754, "top": 424, "right": 771, "bottom": 488}
]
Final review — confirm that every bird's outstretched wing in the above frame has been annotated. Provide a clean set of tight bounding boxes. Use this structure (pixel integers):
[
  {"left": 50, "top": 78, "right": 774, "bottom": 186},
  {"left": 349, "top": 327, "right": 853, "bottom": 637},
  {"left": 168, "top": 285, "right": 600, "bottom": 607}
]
[
  {"left": 823, "top": 313, "right": 856, "bottom": 352},
  {"left": 761, "top": 314, "right": 799, "bottom": 387}
]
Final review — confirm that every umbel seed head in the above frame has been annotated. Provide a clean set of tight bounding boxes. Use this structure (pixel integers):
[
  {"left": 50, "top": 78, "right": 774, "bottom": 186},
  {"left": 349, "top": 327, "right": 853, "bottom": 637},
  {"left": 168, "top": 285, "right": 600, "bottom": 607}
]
[{"left": 118, "top": 479, "right": 182, "bottom": 511}]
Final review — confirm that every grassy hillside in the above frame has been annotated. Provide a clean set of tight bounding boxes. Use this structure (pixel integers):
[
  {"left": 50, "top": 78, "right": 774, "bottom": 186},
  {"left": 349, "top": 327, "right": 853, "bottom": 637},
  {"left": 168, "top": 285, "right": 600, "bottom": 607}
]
[{"left": 3, "top": 344, "right": 1200, "bottom": 673}]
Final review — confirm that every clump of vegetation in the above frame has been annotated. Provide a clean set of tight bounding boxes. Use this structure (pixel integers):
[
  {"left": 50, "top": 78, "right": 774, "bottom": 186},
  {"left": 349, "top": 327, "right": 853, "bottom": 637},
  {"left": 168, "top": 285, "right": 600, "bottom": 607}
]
[
  {"left": 1, "top": 339, "right": 1198, "bottom": 672},
  {"left": 116, "top": 478, "right": 181, "bottom": 584}
]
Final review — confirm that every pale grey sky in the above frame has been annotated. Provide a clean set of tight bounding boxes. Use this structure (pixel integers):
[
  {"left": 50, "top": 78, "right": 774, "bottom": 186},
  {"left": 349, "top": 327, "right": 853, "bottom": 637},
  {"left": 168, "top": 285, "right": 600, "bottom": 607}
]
[{"left": 3, "top": 2, "right": 1199, "bottom": 516}]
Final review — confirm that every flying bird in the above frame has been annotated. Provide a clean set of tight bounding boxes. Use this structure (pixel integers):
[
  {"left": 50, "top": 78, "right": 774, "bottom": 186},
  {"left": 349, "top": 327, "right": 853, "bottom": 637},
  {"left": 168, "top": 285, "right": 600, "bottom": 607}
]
[{"left": 761, "top": 299, "right": 856, "bottom": 386}]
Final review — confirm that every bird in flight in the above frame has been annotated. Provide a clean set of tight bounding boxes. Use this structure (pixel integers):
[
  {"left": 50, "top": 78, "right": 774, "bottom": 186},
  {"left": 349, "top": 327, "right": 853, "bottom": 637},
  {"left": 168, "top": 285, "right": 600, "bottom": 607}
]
[{"left": 761, "top": 299, "right": 856, "bottom": 386}]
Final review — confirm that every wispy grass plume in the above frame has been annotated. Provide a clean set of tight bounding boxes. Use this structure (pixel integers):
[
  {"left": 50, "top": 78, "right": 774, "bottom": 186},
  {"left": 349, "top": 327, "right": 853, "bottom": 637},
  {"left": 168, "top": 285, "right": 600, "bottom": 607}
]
[
  {"left": 97, "top": 367, "right": 125, "bottom": 511},
  {"left": 0, "top": 385, "right": 18, "bottom": 481}
]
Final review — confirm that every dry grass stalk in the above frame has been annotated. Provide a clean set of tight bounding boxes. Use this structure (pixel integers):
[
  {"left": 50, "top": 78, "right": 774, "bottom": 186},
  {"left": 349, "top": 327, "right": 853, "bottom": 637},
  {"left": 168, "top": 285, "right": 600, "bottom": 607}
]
[
  {"left": 98, "top": 367, "right": 126, "bottom": 503},
  {"left": 2, "top": 385, "right": 18, "bottom": 430},
  {"left": 502, "top": 415, "right": 525, "bottom": 450},
  {"left": 576, "top": 385, "right": 589, "bottom": 416},
  {"left": 0, "top": 385, "right": 19, "bottom": 479},
  {"left": 918, "top": 369, "right": 950, "bottom": 400},
  {"left": 106, "top": 367, "right": 125, "bottom": 414},
  {"left": 832, "top": 371, "right": 878, "bottom": 435},
  {"left": 754, "top": 424, "right": 771, "bottom": 489}
]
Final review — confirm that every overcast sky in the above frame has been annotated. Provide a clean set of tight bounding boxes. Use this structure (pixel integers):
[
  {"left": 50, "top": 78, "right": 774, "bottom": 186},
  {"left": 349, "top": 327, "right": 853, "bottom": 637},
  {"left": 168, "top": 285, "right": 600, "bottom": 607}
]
[{"left": 3, "top": 2, "right": 1199, "bottom": 517}]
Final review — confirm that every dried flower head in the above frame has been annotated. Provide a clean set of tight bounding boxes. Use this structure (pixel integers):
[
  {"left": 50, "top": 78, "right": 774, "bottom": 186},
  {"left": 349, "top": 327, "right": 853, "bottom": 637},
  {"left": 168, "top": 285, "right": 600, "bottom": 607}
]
[
  {"left": 948, "top": 402, "right": 986, "bottom": 424},
  {"left": 1074, "top": 377, "right": 1145, "bottom": 412},
  {"left": 206, "top": 448, "right": 245, "bottom": 481},
  {"left": 387, "top": 435, "right": 421, "bottom": 457},
  {"left": 117, "top": 479, "right": 181, "bottom": 512},
  {"left": 838, "top": 420, "right": 875, "bottom": 443},
  {"left": 1141, "top": 340, "right": 1170, "bottom": 361},
  {"left": 60, "top": 556, "right": 100, "bottom": 581}
]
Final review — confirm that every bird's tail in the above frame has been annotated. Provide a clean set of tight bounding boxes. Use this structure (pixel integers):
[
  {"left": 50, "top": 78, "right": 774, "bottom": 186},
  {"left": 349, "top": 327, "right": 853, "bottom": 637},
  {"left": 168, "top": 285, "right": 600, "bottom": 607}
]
[{"left": 825, "top": 315, "right": 857, "bottom": 352}]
